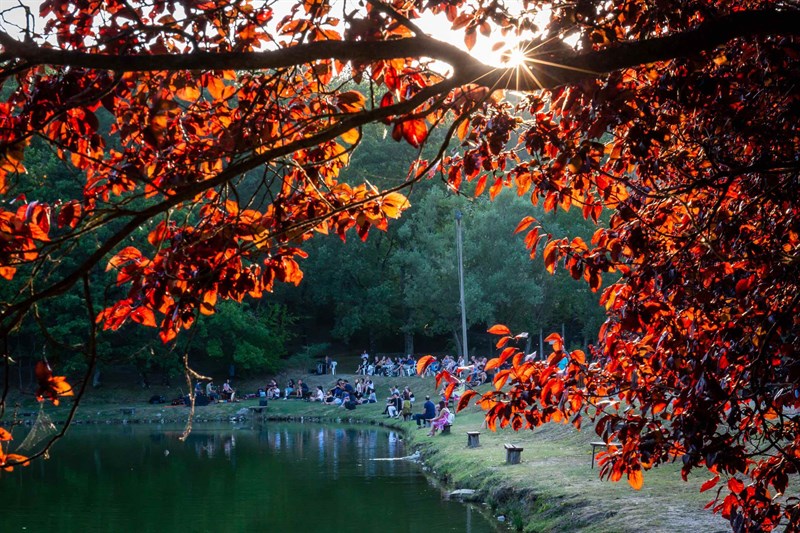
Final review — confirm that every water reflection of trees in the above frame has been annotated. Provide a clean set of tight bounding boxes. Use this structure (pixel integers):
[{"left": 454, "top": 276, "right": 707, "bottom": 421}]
[{"left": 260, "top": 426, "right": 406, "bottom": 479}]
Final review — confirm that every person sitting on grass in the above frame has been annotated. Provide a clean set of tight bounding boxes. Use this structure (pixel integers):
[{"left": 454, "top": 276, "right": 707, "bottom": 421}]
[
  {"left": 341, "top": 391, "right": 358, "bottom": 410},
  {"left": 205, "top": 381, "right": 219, "bottom": 402},
  {"left": 365, "top": 389, "right": 377, "bottom": 403},
  {"left": 384, "top": 392, "right": 400, "bottom": 417},
  {"left": 427, "top": 401, "right": 452, "bottom": 437},
  {"left": 294, "top": 379, "right": 309, "bottom": 399},
  {"left": 401, "top": 391, "right": 413, "bottom": 421},
  {"left": 324, "top": 389, "right": 336, "bottom": 404},
  {"left": 266, "top": 380, "right": 280, "bottom": 399},
  {"left": 329, "top": 381, "right": 344, "bottom": 405},
  {"left": 222, "top": 379, "right": 236, "bottom": 401},
  {"left": 310, "top": 386, "right": 325, "bottom": 402},
  {"left": 283, "top": 379, "right": 295, "bottom": 400}
]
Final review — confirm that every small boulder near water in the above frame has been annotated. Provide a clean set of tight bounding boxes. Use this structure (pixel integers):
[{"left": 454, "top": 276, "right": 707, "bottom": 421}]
[{"left": 447, "top": 489, "right": 478, "bottom": 501}]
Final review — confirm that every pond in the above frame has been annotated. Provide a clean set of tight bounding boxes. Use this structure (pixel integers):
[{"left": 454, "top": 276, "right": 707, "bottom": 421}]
[{"left": 2, "top": 422, "right": 496, "bottom": 532}]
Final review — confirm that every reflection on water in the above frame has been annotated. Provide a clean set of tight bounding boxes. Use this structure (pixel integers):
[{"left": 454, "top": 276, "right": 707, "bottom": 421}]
[{"left": 2, "top": 423, "right": 495, "bottom": 533}]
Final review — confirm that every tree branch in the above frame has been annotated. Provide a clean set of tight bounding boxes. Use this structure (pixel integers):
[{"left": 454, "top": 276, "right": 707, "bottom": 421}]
[
  {"left": 0, "top": 76, "right": 460, "bottom": 335},
  {"left": 1, "top": 9, "right": 799, "bottom": 91}
]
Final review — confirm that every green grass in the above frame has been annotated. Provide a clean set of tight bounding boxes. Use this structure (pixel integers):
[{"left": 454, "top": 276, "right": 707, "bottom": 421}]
[{"left": 8, "top": 370, "right": 729, "bottom": 532}]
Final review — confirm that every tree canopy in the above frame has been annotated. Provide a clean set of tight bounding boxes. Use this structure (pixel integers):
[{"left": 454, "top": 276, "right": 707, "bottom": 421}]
[{"left": 1, "top": 1, "right": 799, "bottom": 530}]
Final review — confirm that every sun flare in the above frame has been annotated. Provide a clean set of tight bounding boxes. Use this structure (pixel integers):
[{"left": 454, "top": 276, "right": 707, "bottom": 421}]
[{"left": 503, "top": 46, "right": 530, "bottom": 68}]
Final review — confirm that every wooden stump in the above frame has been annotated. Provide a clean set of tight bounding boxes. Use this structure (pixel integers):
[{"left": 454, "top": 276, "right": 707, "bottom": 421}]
[
  {"left": 467, "top": 431, "right": 481, "bottom": 448},
  {"left": 504, "top": 443, "right": 523, "bottom": 464}
]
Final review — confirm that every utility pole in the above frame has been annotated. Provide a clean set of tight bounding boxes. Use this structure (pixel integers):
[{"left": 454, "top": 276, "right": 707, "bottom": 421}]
[{"left": 455, "top": 210, "right": 468, "bottom": 360}]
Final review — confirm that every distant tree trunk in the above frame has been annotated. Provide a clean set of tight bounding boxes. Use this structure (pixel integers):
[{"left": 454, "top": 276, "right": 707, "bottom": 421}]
[
  {"left": 539, "top": 329, "right": 544, "bottom": 361},
  {"left": 369, "top": 330, "right": 377, "bottom": 355},
  {"left": 452, "top": 329, "right": 463, "bottom": 359},
  {"left": 404, "top": 332, "right": 414, "bottom": 356}
]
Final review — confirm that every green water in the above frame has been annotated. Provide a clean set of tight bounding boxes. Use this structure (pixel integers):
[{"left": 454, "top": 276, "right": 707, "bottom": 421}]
[{"left": 2, "top": 423, "right": 495, "bottom": 532}]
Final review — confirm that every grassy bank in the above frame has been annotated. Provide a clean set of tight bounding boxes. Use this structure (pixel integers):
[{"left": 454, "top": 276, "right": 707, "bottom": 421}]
[{"left": 9, "top": 371, "right": 728, "bottom": 533}]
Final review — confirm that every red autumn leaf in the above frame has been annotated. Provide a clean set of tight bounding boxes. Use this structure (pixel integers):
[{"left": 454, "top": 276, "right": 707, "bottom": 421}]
[
  {"left": 700, "top": 475, "right": 720, "bottom": 492},
  {"left": 35, "top": 361, "right": 73, "bottom": 406},
  {"left": 544, "top": 333, "right": 564, "bottom": 352},
  {"left": 464, "top": 28, "right": 477, "bottom": 50},
  {"left": 485, "top": 346, "right": 516, "bottom": 372},
  {"left": 728, "top": 477, "right": 744, "bottom": 493},
  {"left": 400, "top": 119, "right": 428, "bottom": 148},
  {"left": 0, "top": 453, "right": 30, "bottom": 472},
  {"left": 489, "top": 177, "right": 503, "bottom": 200},
  {"left": 443, "top": 381, "right": 457, "bottom": 400},
  {"left": 488, "top": 324, "right": 511, "bottom": 336},
  {"left": 56, "top": 200, "right": 82, "bottom": 229},
  {"left": 492, "top": 368, "right": 512, "bottom": 389},
  {"left": 570, "top": 350, "right": 586, "bottom": 365},
  {"left": 514, "top": 216, "right": 536, "bottom": 234},
  {"left": 474, "top": 175, "right": 487, "bottom": 197},
  {"left": 130, "top": 306, "right": 157, "bottom": 327},
  {"left": 495, "top": 336, "right": 510, "bottom": 349},
  {"left": 627, "top": 468, "right": 644, "bottom": 490},
  {"left": 416, "top": 355, "right": 436, "bottom": 376},
  {"left": 456, "top": 389, "right": 478, "bottom": 412},
  {"left": 106, "top": 246, "right": 144, "bottom": 272},
  {"left": 543, "top": 240, "right": 559, "bottom": 274}
]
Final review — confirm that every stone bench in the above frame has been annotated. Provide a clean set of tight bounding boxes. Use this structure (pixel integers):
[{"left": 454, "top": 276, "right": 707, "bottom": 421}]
[
  {"left": 466, "top": 431, "right": 481, "bottom": 448},
  {"left": 504, "top": 443, "right": 523, "bottom": 464}
]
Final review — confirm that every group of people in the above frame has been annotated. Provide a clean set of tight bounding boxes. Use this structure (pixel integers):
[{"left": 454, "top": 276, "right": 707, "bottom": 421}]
[
  {"left": 189, "top": 350, "right": 467, "bottom": 438},
  {"left": 422, "top": 354, "right": 489, "bottom": 386},
  {"left": 356, "top": 351, "right": 417, "bottom": 377},
  {"left": 382, "top": 385, "right": 416, "bottom": 419},
  {"left": 261, "top": 378, "right": 309, "bottom": 400},
  {"left": 310, "top": 378, "right": 377, "bottom": 409},
  {"left": 192, "top": 379, "right": 236, "bottom": 403},
  {"left": 310, "top": 379, "right": 452, "bottom": 436}
]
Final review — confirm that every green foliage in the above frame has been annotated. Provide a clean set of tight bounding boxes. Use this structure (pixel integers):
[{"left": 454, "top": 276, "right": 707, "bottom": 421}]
[{"left": 194, "top": 301, "right": 295, "bottom": 373}]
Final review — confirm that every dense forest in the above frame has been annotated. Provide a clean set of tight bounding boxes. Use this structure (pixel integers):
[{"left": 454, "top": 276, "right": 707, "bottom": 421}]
[{"left": 4, "top": 119, "right": 605, "bottom": 384}]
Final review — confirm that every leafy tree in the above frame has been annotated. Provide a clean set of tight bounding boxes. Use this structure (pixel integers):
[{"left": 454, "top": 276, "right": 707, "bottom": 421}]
[
  {"left": 1, "top": 1, "right": 799, "bottom": 530},
  {"left": 193, "top": 300, "right": 294, "bottom": 374}
]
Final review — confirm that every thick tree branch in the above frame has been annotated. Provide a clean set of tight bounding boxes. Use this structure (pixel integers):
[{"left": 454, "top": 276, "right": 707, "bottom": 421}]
[{"left": 1, "top": 9, "right": 799, "bottom": 91}]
